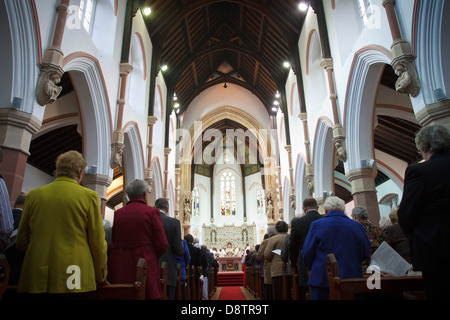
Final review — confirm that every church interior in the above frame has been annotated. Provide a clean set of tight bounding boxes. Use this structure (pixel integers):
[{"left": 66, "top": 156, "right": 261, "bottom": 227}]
[{"left": 1, "top": 0, "right": 449, "bottom": 302}]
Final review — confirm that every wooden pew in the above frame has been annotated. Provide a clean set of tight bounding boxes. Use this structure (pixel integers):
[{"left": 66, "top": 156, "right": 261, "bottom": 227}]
[
  {"left": 86, "top": 258, "right": 147, "bottom": 300},
  {"left": 1, "top": 256, "right": 148, "bottom": 300},
  {"left": 326, "top": 253, "right": 425, "bottom": 300},
  {"left": 160, "top": 261, "right": 168, "bottom": 300},
  {"left": 0, "top": 254, "right": 10, "bottom": 300}
]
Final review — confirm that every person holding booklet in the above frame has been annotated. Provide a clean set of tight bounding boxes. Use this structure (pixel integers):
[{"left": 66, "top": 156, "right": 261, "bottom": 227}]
[
  {"left": 264, "top": 220, "right": 288, "bottom": 300},
  {"left": 398, "top": 124, "right": 450, "bottom": 300}
]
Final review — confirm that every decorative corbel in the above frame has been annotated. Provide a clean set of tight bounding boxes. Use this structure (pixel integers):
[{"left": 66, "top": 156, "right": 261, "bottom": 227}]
[
  {"left": 332, "top": 124, "right": 348, "bottom": 163},
  {"left": 144, "top": 165, "right": 154, "bottom": 195},
  {"left": 391, "top": 43, "right": 421, "bottom": 98},
  {"left": 35, "top": 47, "right": 64, "bottom": 106},
  {"left": 305, "top": 163, "right": 315, "bottom": 194},
  {"left": 110, "top": 130, "right": 125, "bottom": 172}
]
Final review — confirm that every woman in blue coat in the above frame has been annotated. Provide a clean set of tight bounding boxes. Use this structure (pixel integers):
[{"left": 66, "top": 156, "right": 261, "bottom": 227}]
[{"left": 302, "top": 196, "right": 370, "bottom": 300}]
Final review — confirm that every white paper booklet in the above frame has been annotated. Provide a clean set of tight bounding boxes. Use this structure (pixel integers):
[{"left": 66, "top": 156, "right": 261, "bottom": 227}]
[{"left": 369, "top": 241, "right": 411, "bottom": 276}]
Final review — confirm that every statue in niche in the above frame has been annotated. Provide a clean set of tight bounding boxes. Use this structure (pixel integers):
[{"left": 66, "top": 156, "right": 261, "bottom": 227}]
[
  {"left": 289, "top": 187, "right": 296, "bottom": 210},
  {"left": 266, "top": 196, "right": 274, "bottom": 222},
  {"left": 183, "top": 195, "right": 192, "bottom": 224}
]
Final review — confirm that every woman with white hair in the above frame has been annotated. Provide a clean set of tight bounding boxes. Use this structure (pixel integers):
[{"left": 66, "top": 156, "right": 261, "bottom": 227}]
[
  {"left": 301, "top": 196, "right": 371, "bottom": 300},
  {"left": 107, "top": 179, "right": 169, "bottom": 299}
]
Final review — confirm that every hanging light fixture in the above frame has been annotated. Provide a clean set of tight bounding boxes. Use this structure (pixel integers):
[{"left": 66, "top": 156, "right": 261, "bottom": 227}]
[{"left": 223, "top": 82, "right": 228, "bottom": 88}]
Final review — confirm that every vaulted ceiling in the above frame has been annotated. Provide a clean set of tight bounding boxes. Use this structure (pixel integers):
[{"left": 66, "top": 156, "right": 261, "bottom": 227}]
[{"left": 140, "top": 0, "right": 309, "bottom": 115}]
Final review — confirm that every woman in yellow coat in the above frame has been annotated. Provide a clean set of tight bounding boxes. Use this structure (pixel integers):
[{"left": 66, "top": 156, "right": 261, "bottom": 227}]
[{"left": 16, "top": 151, "right": 108, "bottom": 295}]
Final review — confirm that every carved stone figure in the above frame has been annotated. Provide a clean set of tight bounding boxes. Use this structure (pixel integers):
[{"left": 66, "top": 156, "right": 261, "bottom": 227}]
[
  {"left": 110, "top": 142, "right": 125, "bottom": 172},
  {"left": 393, "top": 62, "right": 420, "bottom": 98},
  {"left": 36, "top": 69, "right": 63, "bottom": 106},
  {"left": 144, "top": 166, "right": 154, "bottom": 195},
  {"left": 289, "top": 187, "right": 296, "bottom": 210}
]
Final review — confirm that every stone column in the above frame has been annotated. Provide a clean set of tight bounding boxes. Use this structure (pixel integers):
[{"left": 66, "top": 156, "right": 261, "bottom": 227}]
[
  {"left": 299, "top": 113, "right": 314, "bottom": 195},
  {"left": 81, "top": 174, "right": 112, "bottom": 218},
  {"left": 174, "top": 167, "right": 181, "bottom": 220},
  {"left": 276, "top": 165, "right": 283, "bottom": 221},
  {"left": 346, "top": 168, "right": 381, "bottom": 226},
  {"left": 35, "top": 0, "right": 71, "bottom": 106},
  {"left": 0, "top": 109, "right": 41, "bottom": 206},
  {"left": 285, "top": 145, "right": 296, "bottom": 211},
  {"left": 116, "top": 63, "right": 133, "bottom": 130},
  {"left": 163, "top": 147, "right": 171, "bottom": 199},
  {"left": 321, "top": 58, "right": 348, "bottom": 163}
]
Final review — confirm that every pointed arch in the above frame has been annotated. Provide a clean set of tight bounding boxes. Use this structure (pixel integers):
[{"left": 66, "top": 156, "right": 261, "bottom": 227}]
[
  {"left": 63, "top": 53, "right": 113, "bottom": 177},
  {"left": 0, "top": 0, "right": 41, "bottom": 114},
  {"left": 343, "top": 46, "right": 391, "bottom": 171},
  {"left": 122, "top": 121, "right": 145, "bottom": 184},
  {"left": 312, "top": 117, "right": 334, "bottom": 198}
]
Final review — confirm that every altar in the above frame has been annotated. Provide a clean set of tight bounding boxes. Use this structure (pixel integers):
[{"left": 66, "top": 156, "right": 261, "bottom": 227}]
[
  {"left": 202, "top": 223, "right": 256, "bottom": 251},
  {"left": 217, "top": 257, "right": 243, "bottom": 272}
]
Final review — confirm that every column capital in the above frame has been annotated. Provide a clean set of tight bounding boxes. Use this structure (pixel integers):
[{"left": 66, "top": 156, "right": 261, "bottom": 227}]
[
  {"left": 345, "top": 168, "right": 377, "bottom": 193},
  {"left": 320, "top": 58, "right": 334, "bottom": 71},
  {"left": 298, "top": 112, "right": 308, "bottom": 122},
  {"left": 148, "top": 116, "right": 158, "bottom": 125},
  {"left": 382, "top": 0, "right": 395, "bottom": 8},
  {"left": 120, "top": 62, "right": 133, "bottom": 75},
  {"left": 164, "top": 147, "right": 172, "bottom": 156},
  {"left": 81, "top": 174, "right": 112, "bottom": 199}
]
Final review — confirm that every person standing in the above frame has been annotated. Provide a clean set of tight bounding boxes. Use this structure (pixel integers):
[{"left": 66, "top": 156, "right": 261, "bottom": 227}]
[
  {"left": 398, "top": 124, "right": 450, "bottom": 300},
  {"left": 0, "top": 148, "right": 14, "bottom": 253},
  {"left": 302, "top": 196, "right": 370, "bottom": 300},
  {"left": 176, "top": 239, "right": 191, "bottom": 299},
  {"left": 156, "top": 198, "right": 185, "bottom": 300},
  {"left": 288, "top": 197, "right": 322, "bottom": 299},
  {"left": 264, "top": 220, "right": 288, "bottom": 300},
  {"left": 107, "top": 179, "right": 168, "bottom": 299},
  {"left": 16, "top": 151, "right": 108, "bottom": 296}
]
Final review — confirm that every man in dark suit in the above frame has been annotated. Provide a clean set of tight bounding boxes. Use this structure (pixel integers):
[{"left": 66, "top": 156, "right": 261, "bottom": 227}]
[
  {"left": 288, "top": 197, "right": 322, "bottom": 299},
  {"left": 398, "top": 124, "right": 450, "bottom": 300},
  {"left": 12, "top": 193, "right": 27, "bottom": 230},
  {"left": 156, "top": 198, "right": 185, "bottom": 300}
]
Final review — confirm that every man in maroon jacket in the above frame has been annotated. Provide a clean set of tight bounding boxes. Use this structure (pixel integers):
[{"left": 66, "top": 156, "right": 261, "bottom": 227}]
[{"left": 107, "top": 179, "right": 168, "bottom": 299}]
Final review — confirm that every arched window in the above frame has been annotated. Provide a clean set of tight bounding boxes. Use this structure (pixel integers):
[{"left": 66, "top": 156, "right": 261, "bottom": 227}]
[
  {"left": 79, "top": 0, "right": 96, "bottom": 33},
  {"left": 256, "top": 184, "right": 265, "bottom": 215},
  {"left": 357, "top": 0, "right": 374, "bottom": 26},
  {"left": 220, "top": 170, "right": 236, "bottom": 216},
  {"left": 192, "top": 186, "right": 200, "bottom": 216}
]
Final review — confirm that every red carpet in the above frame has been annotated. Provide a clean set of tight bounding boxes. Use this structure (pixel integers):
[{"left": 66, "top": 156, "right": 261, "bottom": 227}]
[{"left": 217, "top": 286, "right": 247, "bottom": 300}]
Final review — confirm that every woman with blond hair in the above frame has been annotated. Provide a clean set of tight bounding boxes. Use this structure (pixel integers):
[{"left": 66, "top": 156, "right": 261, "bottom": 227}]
[{"left": 16, "top": 150, "right": 108, "bottom": 297}]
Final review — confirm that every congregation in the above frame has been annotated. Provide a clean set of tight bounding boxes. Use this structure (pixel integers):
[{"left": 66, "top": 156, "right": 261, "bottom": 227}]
[{"left": 1, "top": 124, "right": 450, "bottom": 300}]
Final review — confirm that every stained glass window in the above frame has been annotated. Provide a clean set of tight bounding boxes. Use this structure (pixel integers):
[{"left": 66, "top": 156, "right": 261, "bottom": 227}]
[
  {"left": 192, "top": 187, "right": 200, "bottom": 216},
  {"left": 357, "top": 0, "right": 373, "bottom": 26},
  {"left": 79, "top": 0, "right": 95, "bottom": 33},
  {"left": 256, "top": 185, "right": 265, "bottom": 214},
  {"left": 220, "top": 171, "right": 236, "bottom": 216}
]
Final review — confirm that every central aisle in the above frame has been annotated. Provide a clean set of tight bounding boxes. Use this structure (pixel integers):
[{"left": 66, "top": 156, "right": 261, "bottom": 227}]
[{"left": 214, "top": 286, "right": 256, "bottom": 300}]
